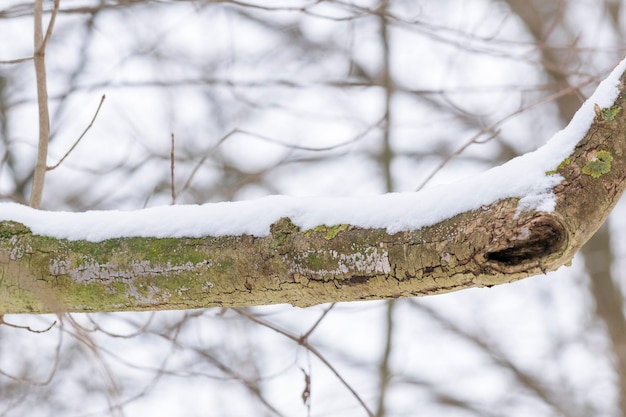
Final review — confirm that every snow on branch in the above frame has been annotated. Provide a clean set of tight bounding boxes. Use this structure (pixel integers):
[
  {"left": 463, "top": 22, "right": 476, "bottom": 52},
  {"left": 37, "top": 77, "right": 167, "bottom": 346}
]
[{"left": 2, "top": 58, "right": 626, "bottom": 313}]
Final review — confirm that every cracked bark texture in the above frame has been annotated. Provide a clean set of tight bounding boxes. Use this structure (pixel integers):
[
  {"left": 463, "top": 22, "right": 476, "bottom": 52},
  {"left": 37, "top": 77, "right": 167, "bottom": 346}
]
[{"left": 2, "top": 73, "right": 626, "bottom": 313}]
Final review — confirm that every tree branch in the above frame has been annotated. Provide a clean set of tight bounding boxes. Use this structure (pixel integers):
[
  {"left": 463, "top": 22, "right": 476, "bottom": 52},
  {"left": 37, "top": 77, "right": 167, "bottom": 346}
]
[
  {"left": 2, "top": 65, "right": 626, "bottom": 314},
  {"left": 47, "top": 94, "right": 105, "bottom": 171},
  {"left": 29, "top": 0, "right": 60, "bottom": 209}
]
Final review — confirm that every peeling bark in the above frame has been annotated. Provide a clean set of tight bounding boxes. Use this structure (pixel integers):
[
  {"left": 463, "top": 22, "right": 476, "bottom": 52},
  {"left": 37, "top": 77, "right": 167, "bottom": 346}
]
[{"left": 2, "top": 74, "right": 626, "bottom": 314}]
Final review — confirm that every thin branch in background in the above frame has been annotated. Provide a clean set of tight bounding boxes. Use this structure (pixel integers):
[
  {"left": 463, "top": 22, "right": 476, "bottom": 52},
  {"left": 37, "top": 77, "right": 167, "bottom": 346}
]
[
  {"left": 178, "top": 118, "right": 384, "bottom": 198},
  {"left": 300, "top": 367, "right": 311, "bottom": 416},
  {"left": 409, "top": 300, "right": 581, "bottom": 417},
  {"left": 415, "top": 128, "right": 501, "bottom": 191},
  {"left": 0, "top": 314, "right": 56, "bottom": 333},
  {"left": 64, "top": 314, "right": 125, "bottom": 417},
  {"left": 300, "top": 303, "right": 335, "bottom": 342},
  {"left": 85, "top": 312, "right": 156, "bottom": 339},
  {"left": 414, "top": 77, "right": 598, "bottom": 191},
  {"left": 48, "top": 94, "right": 106, "bottom": 171},
  {"left": 0, "top": 315, "right": 63, "bottom": 386},
  {"left": 375, "top": 300, "right": 395, "bottom": 417},
  {"left": 29, "top": 0, "right": 60, "bottom": 209},
  {"left": 234, "top": 308, "right": 376, "bottom": 417},
  {"left": 41, "top": 0, "right": 60, "bottom": 49},
  {"left": 177, "top": 130, "right": 233, "bottom": 198},
  {"left": 170, "top": 132, "right": 176, "bottom": 205},
  {"left": 0, "top": 56, "right": 33, "bottom": 64},
  {"left": 304, "top": 351, "right": 312, "bottom": 417},
  {"left": 233, "top": 117, "right": 384, "bottom": 152}
]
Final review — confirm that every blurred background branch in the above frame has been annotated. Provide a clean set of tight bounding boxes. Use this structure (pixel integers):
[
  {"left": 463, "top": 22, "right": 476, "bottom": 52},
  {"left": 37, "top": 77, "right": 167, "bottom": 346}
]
[{"left": 0, "top": 0, "right": 624, "bottom": 416}]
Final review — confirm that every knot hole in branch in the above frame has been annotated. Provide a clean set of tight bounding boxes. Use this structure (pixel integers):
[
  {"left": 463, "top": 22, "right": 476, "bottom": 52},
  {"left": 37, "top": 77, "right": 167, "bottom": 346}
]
[{"left": 486, "top": 216, "right": 566, "bottom": 267}]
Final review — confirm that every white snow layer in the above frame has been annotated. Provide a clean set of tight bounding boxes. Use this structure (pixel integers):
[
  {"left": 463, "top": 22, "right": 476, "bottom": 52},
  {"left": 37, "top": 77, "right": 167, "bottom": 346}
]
[{"left": 2, "top": 58, "right": 626, "bottom": 242}]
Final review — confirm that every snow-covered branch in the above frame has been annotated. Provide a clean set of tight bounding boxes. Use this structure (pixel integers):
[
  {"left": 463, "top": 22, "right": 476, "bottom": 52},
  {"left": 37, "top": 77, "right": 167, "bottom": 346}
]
[{"left": 2, "top": 59, "right": 626, "bottom": 314}]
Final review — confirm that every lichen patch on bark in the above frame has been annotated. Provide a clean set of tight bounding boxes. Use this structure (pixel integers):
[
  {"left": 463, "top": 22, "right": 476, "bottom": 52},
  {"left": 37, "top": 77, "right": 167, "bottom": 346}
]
[{"left": 285, "top": 247, "right": 391, "bottom": 279}]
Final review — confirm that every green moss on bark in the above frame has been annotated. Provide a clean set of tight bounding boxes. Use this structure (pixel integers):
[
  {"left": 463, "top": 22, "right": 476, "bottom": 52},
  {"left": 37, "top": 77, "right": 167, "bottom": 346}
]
[
  {"left": 582, "top": 150, "right": 613, "bottom": 178},
  {"left": 546, "top": 157, "right": 571, "bottom": 175},
  {"left": 306, "top": 224, "right": 350, "bottom": 240},
  {"left": 0, "top": 221, "right": 32, "bottom": 238}
]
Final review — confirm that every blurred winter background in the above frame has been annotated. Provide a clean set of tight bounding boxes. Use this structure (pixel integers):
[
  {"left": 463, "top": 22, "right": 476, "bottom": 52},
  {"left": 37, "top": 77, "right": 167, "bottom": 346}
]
[{"left": 1, "top": 0, "right": 625, "bottom": 416}]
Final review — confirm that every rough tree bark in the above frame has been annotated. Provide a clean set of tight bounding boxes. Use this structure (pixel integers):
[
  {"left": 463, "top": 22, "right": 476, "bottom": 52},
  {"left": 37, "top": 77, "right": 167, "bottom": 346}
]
[{"left": 2, "top": 71, "right": 626, "bottom": 314}]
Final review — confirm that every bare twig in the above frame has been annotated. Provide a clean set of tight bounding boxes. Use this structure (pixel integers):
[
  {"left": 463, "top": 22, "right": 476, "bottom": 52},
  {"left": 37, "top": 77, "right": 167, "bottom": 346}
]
[
  {"left": 234, "top": 308, "right": 375, "bottom": 417},
  {"left": 0, "top": 314, "right": 56, "bottom": 333},
  {"left": 375, "top": 300, "right": 395, "bottom": 417},
  {"left": 415, "top": 128, "right": 501, "bottom": 191},
  {"left": 29, "top": 0, "right": 60, "bottom": 209},
  {"left": 178, "top": 119, "right": 384, "bottom": 198},
  {"left": 231, "top": 119, "right": 383, "bottom": 152},
  {"left": 48, "top": 94, "right": 106, "bottom": 171},
  {"left": 300, "top": 303, "right": 335, "bottom": 342},
  {"left": 300, "top": 367, "right": 311, "bottom": 415},
  {"left": 0, "top": 56, "right": 33, "bottom": 65},
  {"left": 410, "top": 300, "right": 581, "bottom": 417},
  {"left": 0, "top": 314, "right": 63, "bottom": 386},
  {"left": 41, "top": 0, "right": 60, "bottom": 50},
  {"left": 414, "top": 78, "right": 597, "bottom": 191},
  {"left": 63, "top": 314, "right": 125, "bottom": 417}
]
